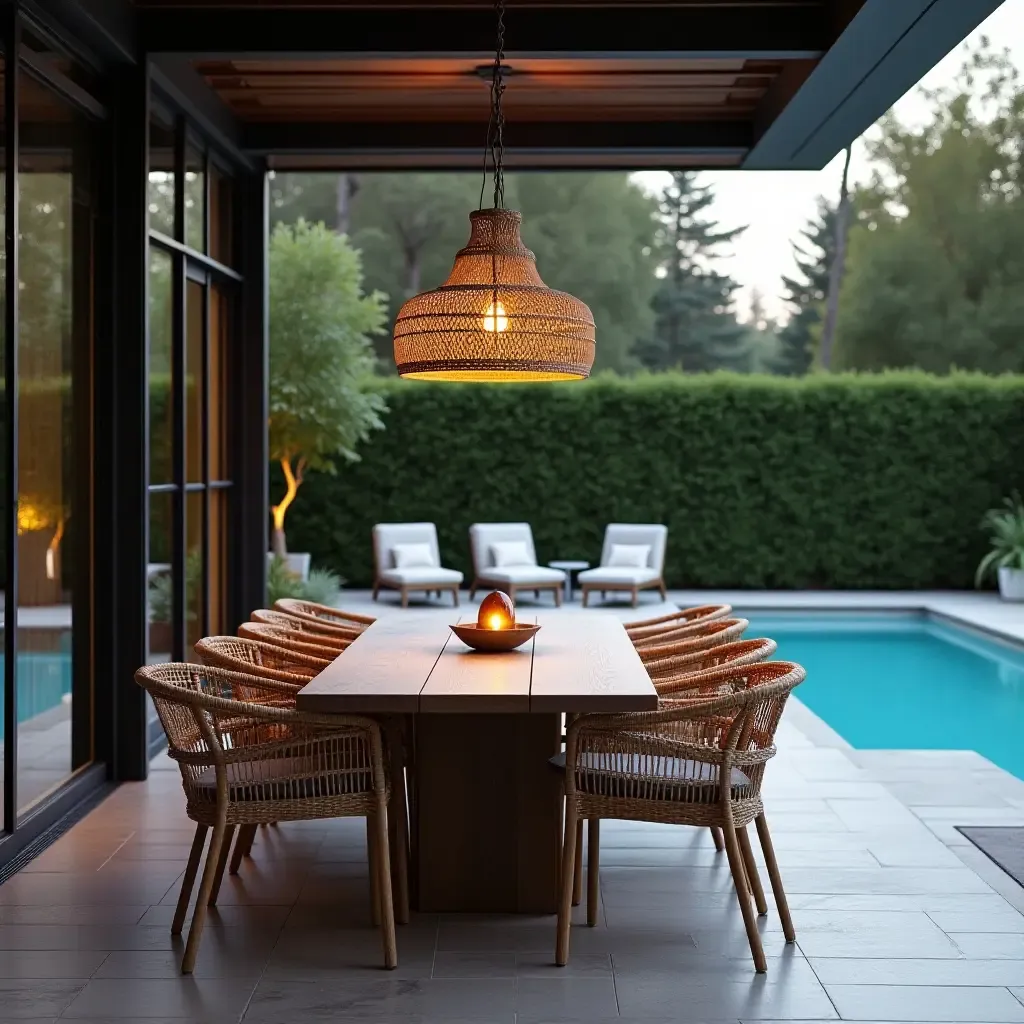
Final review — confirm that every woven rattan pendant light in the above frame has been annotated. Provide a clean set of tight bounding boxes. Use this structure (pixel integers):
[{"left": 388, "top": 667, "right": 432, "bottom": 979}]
[{"left": 393, "top": 1, "right": 596, "bottom": 381}]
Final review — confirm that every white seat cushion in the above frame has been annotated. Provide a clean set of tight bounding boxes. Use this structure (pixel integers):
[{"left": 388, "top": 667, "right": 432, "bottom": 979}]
[
  {"left": 379, "top": 567, "right": 464, "bottom": 586},
  {"left": 577, "top": 566, "right": 661, "bottom": 586},
  {"left": 478, "top": 565, "right": 565, "bottom": 585}
]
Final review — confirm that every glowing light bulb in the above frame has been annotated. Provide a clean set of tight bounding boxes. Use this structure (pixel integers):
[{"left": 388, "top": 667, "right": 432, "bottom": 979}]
[
  {"left": 478, "top": 590, "right": 515, "bottom": 630},
  {"left": 482, "top": 299, "right": 508, "bottom": 333}
]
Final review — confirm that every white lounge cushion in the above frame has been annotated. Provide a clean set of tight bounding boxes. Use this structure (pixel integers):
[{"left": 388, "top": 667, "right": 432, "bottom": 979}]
[
  {"left": 379, "top": 567, "right": 464, "bottom": 587},
  {"left": 577, "top": 566, "right": 661, "bottom": 586},
  {"left": 391, "top": 542, "right": 437, "bottom": 569},
  {"left": 598, "top": 524, "right": 668, "bottom": 574},
  {"left": 607, "top": 543, "right": 651, "bottom": 568},
  {"left": 374, "top": 522, "right": 443, "bottom": 571},
  {"left": 478, "top": 565, "right": 565, "bottom": 586},
  {"left": 491, "top": 540, "right": 535, "bottom": 568},
  {"left": 470, "top": 523, "right": 538, "bottom": 573}
]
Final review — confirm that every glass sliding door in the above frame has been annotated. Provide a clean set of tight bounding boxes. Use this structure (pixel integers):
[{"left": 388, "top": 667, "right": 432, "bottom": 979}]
[
  {"left": 146, "top": 110, "right": 240, "bottom": 676},
  {"left": 12, "top": 59, "right": 95, "bottom": 818}
]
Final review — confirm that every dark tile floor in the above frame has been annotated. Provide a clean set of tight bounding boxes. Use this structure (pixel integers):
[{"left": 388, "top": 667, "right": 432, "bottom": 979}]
[{"left": 4, "top": 710, "right": 1024, "bottom": 1022}]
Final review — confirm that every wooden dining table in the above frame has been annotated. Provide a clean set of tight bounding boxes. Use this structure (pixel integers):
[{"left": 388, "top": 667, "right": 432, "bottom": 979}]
[{"left": 296, "top": 609, "right": 657, "bottom": 914}]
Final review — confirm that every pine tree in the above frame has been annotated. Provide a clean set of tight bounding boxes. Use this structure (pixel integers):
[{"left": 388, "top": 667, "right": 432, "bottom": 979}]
[
  {"left": 633, "top": 172, "right": 748, "bottom": 372},
  {"left": 775, "top": 197, "right": 837, "bottom": 375}
]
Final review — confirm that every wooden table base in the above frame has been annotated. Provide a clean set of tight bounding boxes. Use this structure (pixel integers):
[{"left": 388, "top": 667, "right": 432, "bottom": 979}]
[{"left": 412, "top": 713, "right": 563, "bottom": 913}]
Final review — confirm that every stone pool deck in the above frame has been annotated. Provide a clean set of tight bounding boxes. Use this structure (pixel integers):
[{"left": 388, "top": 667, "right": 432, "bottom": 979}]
[{"left": 2, "top": 590, "right": 1024, "bottom": 1020}]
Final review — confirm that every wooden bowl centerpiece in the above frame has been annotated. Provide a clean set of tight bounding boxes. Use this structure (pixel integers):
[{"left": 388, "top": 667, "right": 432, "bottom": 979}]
[{"left": 450, "top": 590, "right": 540, "bottom": 652}]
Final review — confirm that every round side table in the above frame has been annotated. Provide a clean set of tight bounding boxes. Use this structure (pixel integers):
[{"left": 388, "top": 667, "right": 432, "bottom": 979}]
[{"left": 548, "top": 560, "right": 590, "bottom": 603}]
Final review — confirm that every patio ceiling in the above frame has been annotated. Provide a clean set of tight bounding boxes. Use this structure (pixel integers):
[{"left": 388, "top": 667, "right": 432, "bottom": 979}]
[{"left": 137, "top": 0, "right": 1006, "bottom": 171}]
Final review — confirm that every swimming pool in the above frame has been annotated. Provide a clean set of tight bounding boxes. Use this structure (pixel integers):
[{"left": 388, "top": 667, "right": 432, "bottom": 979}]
[{"left": 744, "top": 613, "right": 1024, "bottom": 780}]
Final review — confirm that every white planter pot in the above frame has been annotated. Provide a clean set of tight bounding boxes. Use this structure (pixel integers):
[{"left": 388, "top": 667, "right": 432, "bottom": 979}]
[
  {"left": 997, "top": 566, "right": 1024, "bottom": 601},
  {"left": 267, "top": 551, "right": 311, "bottom": 582}
]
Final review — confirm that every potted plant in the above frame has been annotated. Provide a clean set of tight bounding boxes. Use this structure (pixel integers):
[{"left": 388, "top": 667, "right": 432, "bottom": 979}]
[
  {"left": 268, "top": 219, "right": 388, "bottom": 576},
  {"left": 976, "top": 491, "right": 1024, "bottom": 600},
  {"left": 147, "top": 549, "right": 202, "bottom": 654},
  {"left": 267, "top": 555, "right": 343, "bottom": 605}
]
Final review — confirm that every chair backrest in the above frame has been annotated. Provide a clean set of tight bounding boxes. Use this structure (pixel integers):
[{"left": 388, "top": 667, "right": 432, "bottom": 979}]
[
  {"left": 469, "top": 522, "right": 538, "bottom": 575},
  {"left": 627, "top": 604, "right": 731, "bottom": 641},
  {"left": 637, "top": 618, "right": 748, "bottom": 665},
  {"left": 272, "top": 599, "right": 372, "bottom": 635},
  {"left": 195, "top": 635, "right": 326, "bottom": 687},
  {"left": 238, "top": 621, "right": 349, "bottom": 656},
  {"left": 652, "top": 638, "right": 778, "bottom": 694},
  {"left": 600, "top": 523, "right": 668, "bottom": 572},
  {"left": 372, "top": 522, "right": 441, "bottom": 574}
]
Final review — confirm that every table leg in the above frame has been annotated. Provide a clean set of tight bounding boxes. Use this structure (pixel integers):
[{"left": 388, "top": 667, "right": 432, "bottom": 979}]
[{"left": 412, "top": 712, "right": 563, "bottom": 913}]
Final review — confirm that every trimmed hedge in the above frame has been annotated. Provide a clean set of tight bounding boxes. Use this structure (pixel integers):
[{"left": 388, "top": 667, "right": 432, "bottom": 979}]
[{"left": 282, "top": 373, "right": 1024, "bottom": 590}]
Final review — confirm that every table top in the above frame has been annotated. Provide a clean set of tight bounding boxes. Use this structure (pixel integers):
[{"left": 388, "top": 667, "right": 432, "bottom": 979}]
[
  {"left": 296, "top": 610, "right": 657, "bottom": 716},
  {"left": 548, "top": 560, "right": 590, "bottom": 570}
]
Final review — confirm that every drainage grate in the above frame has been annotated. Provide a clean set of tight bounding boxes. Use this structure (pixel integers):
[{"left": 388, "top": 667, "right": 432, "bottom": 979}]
[{"left": 0, "top": 784, "right": 116, "bottom": 885}]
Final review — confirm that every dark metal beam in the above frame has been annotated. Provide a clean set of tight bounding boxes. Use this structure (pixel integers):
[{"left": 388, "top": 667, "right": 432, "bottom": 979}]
[
  {"left": 744, "top": 0, "right": 1005, "bottom": 169},
  {"left": 149, "top": 55, "right": 250, "bottom": 162},
  {"left": 246, "top": 119, "right": 751, "bottom": 168},
  {"left": 141, "top": 4, "right": 827, "bottom": 59}
]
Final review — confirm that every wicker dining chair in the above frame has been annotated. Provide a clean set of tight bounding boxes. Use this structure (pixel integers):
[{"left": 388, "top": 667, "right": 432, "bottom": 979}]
[
  {"left": 249, "top": 609, "right": 355, "bottom": 650},
  {"left": 625, "top": 603, "right": 732, "bottom": 641},
  {"left": 636, "top": 618, "right": 749, "bottom": 666},
  {"left": 239, "top": 621, "right": 349, "bottom": 658},
  {"left": 195, "top": 635, "right": 330, "bottom": 687},
  {"left": 274, "top": 598, "right": 375, "bottom": 638},
  {"left": 630, "top": 609, "right": 738, "bottom": 649},
  {"left": 135, "top": 662, "right": 397, "bottom": 973},
  {"left": 554, "top": 660, "right": 805, "bottom": 972},
  {"left": 648, "top": 638, "right": 778, "bottom": 690}
]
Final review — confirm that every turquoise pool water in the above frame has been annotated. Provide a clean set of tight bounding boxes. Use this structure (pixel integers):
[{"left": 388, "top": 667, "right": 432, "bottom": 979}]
[
  {"left": 0, "top": 652, "right": 73, "bottom": 733},
  {"left": 745, "top": 613, "right": 1024, "bottom": 780}
]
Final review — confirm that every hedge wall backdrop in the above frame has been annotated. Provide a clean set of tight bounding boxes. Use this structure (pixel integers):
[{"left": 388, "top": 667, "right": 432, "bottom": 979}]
[{"left": 281, "top": 373, "right": 1024, "bottom": 590}]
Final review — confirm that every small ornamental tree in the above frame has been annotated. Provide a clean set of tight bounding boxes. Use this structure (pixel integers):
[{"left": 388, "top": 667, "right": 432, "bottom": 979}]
[{"left": 269, "top": 219, "right": 388, "bottom": 556}]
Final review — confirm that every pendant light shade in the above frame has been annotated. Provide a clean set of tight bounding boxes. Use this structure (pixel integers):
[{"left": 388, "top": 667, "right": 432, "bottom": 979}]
[{"left": 393, "top": 209, "right": 595, "bottom": 381}]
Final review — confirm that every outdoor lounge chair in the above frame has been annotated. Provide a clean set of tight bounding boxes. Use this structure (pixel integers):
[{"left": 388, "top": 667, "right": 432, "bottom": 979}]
[
  {"left": 578, "top": 524, "right": 668, "bottom": 607},
  {"left": 372, "top": 522, "right": 463, "bottom": 607},
  {"left": 468, "top": 522, "right": 565, "bottom": 605}
]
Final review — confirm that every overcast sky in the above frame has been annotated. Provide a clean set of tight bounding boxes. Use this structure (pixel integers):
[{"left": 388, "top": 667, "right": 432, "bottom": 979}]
[{"left": 633, "top": 0, "right": 1024, "bottom": 323}]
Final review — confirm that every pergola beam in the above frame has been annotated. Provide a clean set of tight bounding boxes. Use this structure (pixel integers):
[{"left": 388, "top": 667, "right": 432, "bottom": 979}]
[
  {"left": 744, "top": 0, "right": 1005, "bottom": 169},
  {"left": 246, "top": 119, "right": 750, "bottom": 170},
  {"left": 140, "top": 4, "right": 827, "bottom": 60}
]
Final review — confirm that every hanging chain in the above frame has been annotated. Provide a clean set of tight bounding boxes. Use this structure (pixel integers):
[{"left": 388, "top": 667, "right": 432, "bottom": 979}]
[{"left": 479, "top": 0, "right": 506, "bottom": 210}]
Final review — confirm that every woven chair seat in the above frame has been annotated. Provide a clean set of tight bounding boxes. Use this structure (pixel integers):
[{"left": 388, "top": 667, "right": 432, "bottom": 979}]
[
  {"left": 548, "top": 750, "right": 751, "bottom": 802},
  {"left": 191, "top": 755, "right": 375, "bottom": 803}
]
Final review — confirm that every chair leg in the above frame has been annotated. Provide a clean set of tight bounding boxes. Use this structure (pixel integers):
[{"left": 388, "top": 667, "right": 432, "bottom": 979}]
[
  {"left": 587, "top": 818, "right": 600, "bottom": 927},
  {"left": 372, "top": 802, "right": 398, "bottom": 969},
  {"left": 710, "top": 826, "right": 724, "bottom": 852},
  {"left": 400, "top": 588, "right": 409, "bottom": 609},
  {"left": 659, "top": 580, "right": 667, "bottom": 600},
  {"left": 556, "top": 799, "right": 579, "bottom": 966},
  {"left": 554, "top": 586, "right": 562, "bottom": 608},
  {"left": 738, "top": 825, "right": 768, "bottom": 916},
  {"left": 367, "top": 816, "right": 381, "bottom": 927},
  {"left": 722, "top": 822, "right": 767, "bottom": 973},
  {"left": 452, "top": 586, "right": 460, "bottom": 607},
  {"left": 172, "top": 823, "right": 208, "bottom": 937},
  {"left": 182, "top": 814, "right": 227, "bottom": 974},
  {"left": 632, "top": 587, "right": 639, "bottom": 608},
  {"left": 208, "top": 824, "right": 236, "bottom": 906},
  {"left": 572, "top": 817, "right": 584, "bottom": 907},
  {"left": 389, "top": 759, "right": 411, "bottom": 926},
  {"left": 582, "top": 588, "right": 590, "bottom": 608},
  {"left": 229, "top": 824, "right": 257, "bottom": 876},
  {"left": 756, "top": 813, "right": 795, "bottom": 942},
  {"left": 372, "top": 582, "right": 380, "bottom": 601}
]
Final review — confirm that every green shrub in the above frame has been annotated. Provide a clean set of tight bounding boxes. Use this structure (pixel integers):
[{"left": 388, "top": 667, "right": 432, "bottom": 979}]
[{"left": 283, "top": 372, "right": 1024, "bottom": 590}]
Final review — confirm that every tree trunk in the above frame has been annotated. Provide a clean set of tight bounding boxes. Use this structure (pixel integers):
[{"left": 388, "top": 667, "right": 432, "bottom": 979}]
[
  {"left": 820, "top": 146, "right": 853, "bottom": 371},
  {"left": 271, "top": 527, "right": 288, "bottom": 559},
  {"left": 405, "top": 247, "right": 421, "bottom": 296},
  {"left": 335, "top": 174, "right": 357, "bottom": 235}
]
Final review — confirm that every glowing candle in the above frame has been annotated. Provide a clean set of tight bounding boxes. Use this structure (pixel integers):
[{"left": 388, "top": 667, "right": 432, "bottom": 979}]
[
  {"left": 478, "top": 590, "right": 515, "bottom": 630},
  {"left": 482, "top": 299, "right": 508, "bottom": 333}
]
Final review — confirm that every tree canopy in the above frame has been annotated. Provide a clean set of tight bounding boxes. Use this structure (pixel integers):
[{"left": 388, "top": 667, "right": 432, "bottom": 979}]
[
  {"left": 836, "top": 42, "right": 1024, "bottom": 373},
  {"left": 268, "top": 219, "right": 388, "bottom": 550}
]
